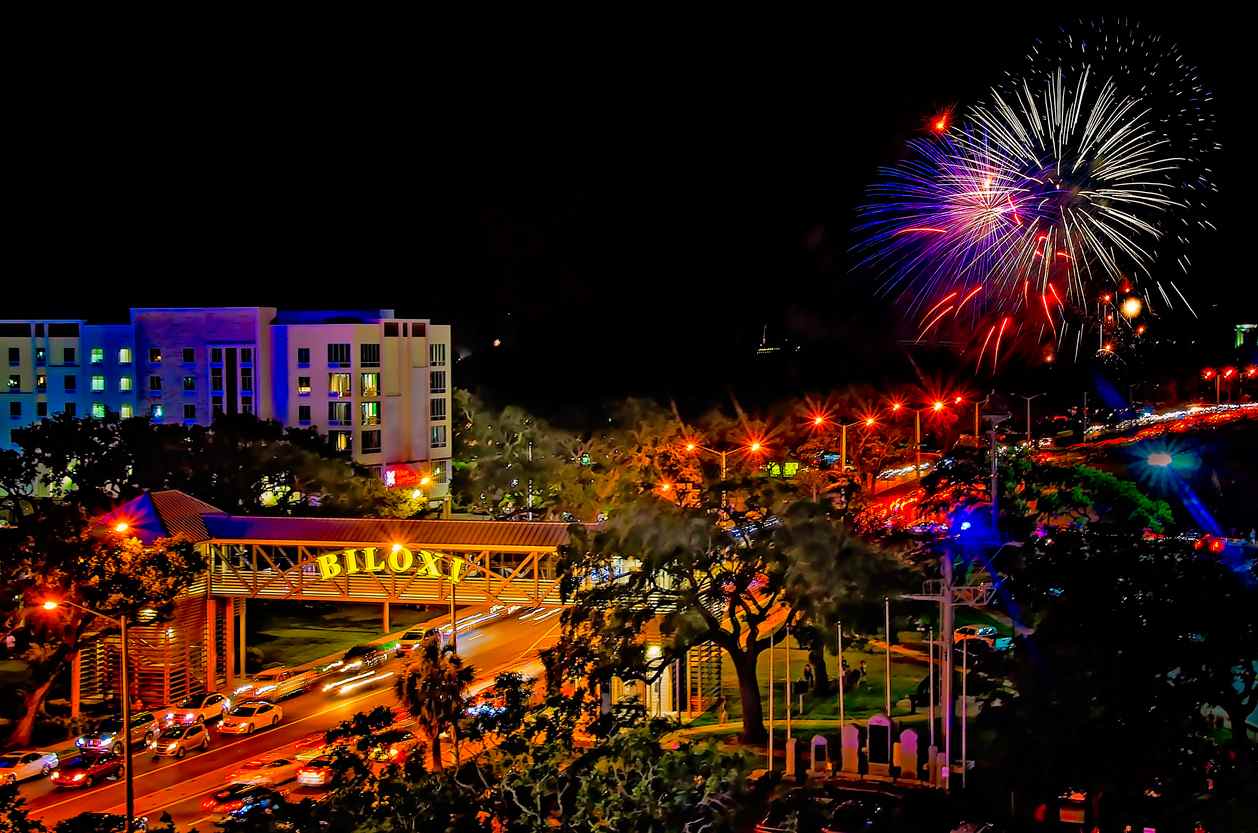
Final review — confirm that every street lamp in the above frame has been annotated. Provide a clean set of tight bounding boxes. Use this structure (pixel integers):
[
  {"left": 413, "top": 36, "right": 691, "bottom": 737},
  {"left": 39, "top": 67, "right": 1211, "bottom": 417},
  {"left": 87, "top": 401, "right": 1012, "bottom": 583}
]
[
  {"left": 808, "top": 412, "right": 879, "bottom": 472},
  {"left": 889, "top": 399, "right": 949, "bottom": 479},
  {"left": 682, "top": 438, "right": 765, "bottom": 480},
  {"left": 42, "top": 598, "right": 138, "bottom": 832},
  {"left": 1019, "top": 393, "right": 1045, "bottom": 446},
  {"left": 1202, "top": 367, "right": 1220, "bottom": 404}
]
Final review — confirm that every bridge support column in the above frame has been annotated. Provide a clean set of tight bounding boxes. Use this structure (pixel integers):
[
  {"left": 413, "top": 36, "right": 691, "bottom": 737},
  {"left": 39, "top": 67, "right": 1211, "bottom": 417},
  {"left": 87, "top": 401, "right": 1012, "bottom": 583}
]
[
  {"left": 224, "top": 597, "right": 235, "bottom": 685},
  {"left": 238, "top": 597, "right": 247, "bottom": 679},
  {"left": 205, "top": 596, "right": 218, "bottom": 692},
  {"left": 70, "top": 651, "right": 81, "bottom": 718},
  {"left": 382, "top": 601, "right": 391, "bottom": 634}
]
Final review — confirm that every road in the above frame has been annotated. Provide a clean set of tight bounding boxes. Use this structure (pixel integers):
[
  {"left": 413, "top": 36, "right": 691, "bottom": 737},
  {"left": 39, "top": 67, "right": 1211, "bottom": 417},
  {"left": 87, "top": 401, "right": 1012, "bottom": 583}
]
[{"left": 20, "top": 608, "right": 562, "bottom": 831}]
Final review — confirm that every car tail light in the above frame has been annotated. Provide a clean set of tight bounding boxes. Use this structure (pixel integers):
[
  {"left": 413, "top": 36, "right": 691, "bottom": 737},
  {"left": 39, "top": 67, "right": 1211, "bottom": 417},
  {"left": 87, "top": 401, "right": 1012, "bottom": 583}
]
[
  {"left": 201, "top": 797, "right": 216, "bottom": 810},
  {"left": 228, "top": 800, "right": 243, "bottom": 811}
]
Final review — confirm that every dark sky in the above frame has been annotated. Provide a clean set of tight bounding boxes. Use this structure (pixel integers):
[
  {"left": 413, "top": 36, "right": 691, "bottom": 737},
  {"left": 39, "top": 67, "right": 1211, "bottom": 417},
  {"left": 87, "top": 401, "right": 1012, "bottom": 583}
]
[{"left": 11, "top": 13, "right": 1249, "bottom": 420}]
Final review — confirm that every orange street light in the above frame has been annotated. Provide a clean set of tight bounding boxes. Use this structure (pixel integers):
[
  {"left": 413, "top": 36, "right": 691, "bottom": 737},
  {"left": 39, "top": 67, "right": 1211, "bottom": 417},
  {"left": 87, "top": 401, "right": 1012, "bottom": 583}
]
[
  {"left": 864, "top": 416, "right": 877, "bottom": 427},
  {"left": 113, "top": 521, "right": 130, "bottom": 534},
  {"left": 748, "top": 441, "right": 763, "bottom": 454},
  {"left": 658, "top": 481, "right": 673, "bottom": 493},
  {"left": 42, "top": 600, "right": 58, "bottom": 610},
  {"left": 932, "top": 400, "right": 944, "bottom": 412},
  {"left": 890, "top": 401, "right": 903, "bottom": 413},
  {"left": 812, "top": 414, "right": 826, "bottom": 427},
  {"left": 419, "top": 475, "right": 432, "bottom": 487}
]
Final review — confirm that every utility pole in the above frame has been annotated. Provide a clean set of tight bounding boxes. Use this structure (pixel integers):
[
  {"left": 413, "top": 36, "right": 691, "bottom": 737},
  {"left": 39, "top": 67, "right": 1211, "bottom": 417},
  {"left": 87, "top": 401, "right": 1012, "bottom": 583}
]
[{"left": 1020, "top": 393, "right": 1044, "bottom": 446}]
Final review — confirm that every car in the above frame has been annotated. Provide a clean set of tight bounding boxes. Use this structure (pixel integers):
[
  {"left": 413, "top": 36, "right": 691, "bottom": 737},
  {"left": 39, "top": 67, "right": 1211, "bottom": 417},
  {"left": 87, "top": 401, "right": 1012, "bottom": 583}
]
[
  {"left": 464, "top": 689, "right": 507, "bottom": 719},
  {"left": 321, "top": 667, "right": 395, "bottom": 697},
  {"left": 365, "top": 729, "right": 419, "bottom": 765},
  {"left": 201, "top": 783, "right": 288, "bottom": 815},
  {"left": 57, "top": 813, "right": 149, "bottom": 832},
  {"left": 220, "top": 701, "right": 284, "bottom": 734},
  {"left": 295, "top": 756, "right": 336, "bottom": 788},
  {"left": 160, "top": 692, "right": 230, "bottom": 725},
  {"left": 954, "top": 624, "right": 999, "bottom": 647},
  {"left": 76, "top": 711, "right": 159, "bottom": 753},
  {"left": 396, "top": 628, "right": 439, "bottom": 655},
  {"left": 149, "top": 722, "right": 211, "bottom": 758},
  {"left": 49, "top": 752, "right": 122, "bottom": 788},
  {"left": 341, "top": 644, "right": 390, "bottom": 672},
  {"left": 228, "top": 756, "right": 302, "bottom": 787},
  {"left": 233, "top": 667, "right": 316, "bottom": 701},
  {"left": 0, "top": 750, "right": 59, "bottom": 784},
  {"left": 755, "top": 786, "right": 901, "bottom": 833}
]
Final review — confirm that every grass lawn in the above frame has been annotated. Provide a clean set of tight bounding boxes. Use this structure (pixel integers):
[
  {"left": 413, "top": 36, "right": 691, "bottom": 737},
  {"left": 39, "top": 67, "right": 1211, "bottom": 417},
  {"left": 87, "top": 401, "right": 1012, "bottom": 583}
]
[
  {"left": 245, "top": 601, "right": 444, "bottom": 672},
  {"left": 692, "top": 635, "right": 930, "bottom": 727}
]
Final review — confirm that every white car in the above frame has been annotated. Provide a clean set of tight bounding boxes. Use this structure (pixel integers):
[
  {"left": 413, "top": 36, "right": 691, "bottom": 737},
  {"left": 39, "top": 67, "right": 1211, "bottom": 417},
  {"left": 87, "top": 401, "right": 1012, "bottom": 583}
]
[
  {"left": 227, "top": 756, "right": 302, "bottom": 787},
  {"left": 0, "top": 750, "right": 58, "bottom": 784},
  {"left": 219, "top": 701, "right": 284, "bottom": 734},
  {"left": 161, "top": 692, "right": 231, "bottom": 725}
]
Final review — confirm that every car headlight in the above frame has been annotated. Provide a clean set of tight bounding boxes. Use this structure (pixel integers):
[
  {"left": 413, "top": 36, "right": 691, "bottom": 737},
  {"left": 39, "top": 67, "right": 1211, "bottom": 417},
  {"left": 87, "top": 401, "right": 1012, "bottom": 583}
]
[{"left": 167, "top": 743, "right": 178, "bottom": 752}]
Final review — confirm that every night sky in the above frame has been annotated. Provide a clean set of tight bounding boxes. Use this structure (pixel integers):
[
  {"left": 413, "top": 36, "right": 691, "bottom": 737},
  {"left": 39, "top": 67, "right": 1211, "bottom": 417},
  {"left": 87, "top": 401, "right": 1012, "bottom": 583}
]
[{"left": 11, "top": 13, "right": 1249, "bottom": 422}]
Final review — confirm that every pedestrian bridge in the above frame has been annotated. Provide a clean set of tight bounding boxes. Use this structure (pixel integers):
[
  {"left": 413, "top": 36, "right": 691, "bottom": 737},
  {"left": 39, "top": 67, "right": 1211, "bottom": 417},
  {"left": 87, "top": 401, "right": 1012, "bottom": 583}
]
[{"left": 111, "top": 490, "right": 579, "bottom": 608}]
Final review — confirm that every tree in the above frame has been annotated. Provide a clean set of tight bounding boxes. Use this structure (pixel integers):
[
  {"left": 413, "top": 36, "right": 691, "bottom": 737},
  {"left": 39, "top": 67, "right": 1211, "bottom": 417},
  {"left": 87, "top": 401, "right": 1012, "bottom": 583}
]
[
  {"left": 555, "top": 478, "right": 908, "bottom": 742},
  {"left": 394, "top": 637, "right": 475, "bottom": 769},
  {"left": 0, "top": 782, "right": 45, "bottom": 833},
  {"left": 1, "top": 502, "right": 203, "bottom": 747}
]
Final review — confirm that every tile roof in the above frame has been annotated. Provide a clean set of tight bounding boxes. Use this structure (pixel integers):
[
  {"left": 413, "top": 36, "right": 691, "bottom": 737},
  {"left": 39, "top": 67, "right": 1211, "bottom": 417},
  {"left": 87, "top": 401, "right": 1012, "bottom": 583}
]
[
  {"left": 201, "top": 514, "right": 577, "bottom": 550},
  {"left": 107, "top": 490, "right": 579, "bottom": 550}
]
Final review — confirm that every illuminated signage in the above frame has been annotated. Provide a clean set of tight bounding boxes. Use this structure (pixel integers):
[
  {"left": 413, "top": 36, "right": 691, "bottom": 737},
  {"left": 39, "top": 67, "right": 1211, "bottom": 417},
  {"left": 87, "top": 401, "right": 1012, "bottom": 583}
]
[{"left": 315, "top": 547, "right": 466, "bottom": 583}]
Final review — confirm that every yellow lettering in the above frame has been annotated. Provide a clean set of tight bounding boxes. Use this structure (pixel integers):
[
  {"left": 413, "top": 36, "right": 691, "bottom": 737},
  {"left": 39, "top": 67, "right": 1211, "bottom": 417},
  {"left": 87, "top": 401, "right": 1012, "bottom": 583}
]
[
  {"left": 417, "top": 550, "right": 443, "bottom": 579},
  {"left": 388, "top": 546, "right": 414, "bottom": 573},
  {"left": 316, "top": 553, "right": 343, "bottom": 580},
  {"left": 343, "top": 549, "right": 360, "bottom": 575},
  {"left": 362, "top": 547, "right": 385, "bottom": 572},
  {"left": 448, "top": 557, "right": 465, "bottom": 584}
]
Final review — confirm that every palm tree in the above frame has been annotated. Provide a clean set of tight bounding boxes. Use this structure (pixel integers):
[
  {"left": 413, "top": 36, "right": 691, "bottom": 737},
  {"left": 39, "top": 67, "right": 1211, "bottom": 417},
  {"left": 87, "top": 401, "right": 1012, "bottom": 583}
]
[{"left": 394, "top": 636, "right": 475, "bottom": 769}]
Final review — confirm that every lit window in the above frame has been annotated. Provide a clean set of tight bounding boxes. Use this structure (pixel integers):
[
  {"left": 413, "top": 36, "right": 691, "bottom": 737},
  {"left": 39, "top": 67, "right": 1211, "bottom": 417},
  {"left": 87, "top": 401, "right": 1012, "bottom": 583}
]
[
  {"left": 431, "top": 425, "right": 447, "bottom": 448},
  {"left": 431, "top": 398, "right": 446, "bottom": 421},
  {"left": 360, "top": 343, "right": 380, "bottom": 367},
  {"left": 429, "top": 343, "right": 446, "bottom": 366},
  {"left": 149, "top": 347, "right": 162, "bottom": 364},
  {"left": 184, "top": 404, "right": 196, "bottom": 420},
  {"left": 36, "top": 374, "right": 47, "bottom": 392},
  {"left": 182, "top": 348, "right": 195, "bottom": 364},
  {"left": 327, "top": 344, "right": 351, "bottom": 366},
  {"left": 92, "top": 402, "right": 106, "bottom": 419},
  {"left": 35, "top": 347, "right": 46, "bottom": 364},
  {"left": 118, "top": 347, "right": 132, "bottom": 364},
  {"left": 119, "top": 403, "right": 133, "bottom": 419},
  {"left": 183, "top": 376, "right": 196, "bottom": 392},
  {"left": 360, "top": 372, "right": 379, "bottom": 398},
  {"left": 7, "top": 375, "right": 20, "bottom": 390},
  {"left": 430, "top": 370, "right": 447, "bottom": 393},
  {"left": 150, "top": 404, "right": 164, "bottom": 419},
  {"left": 297, "top": 376, "right": 311, "bottom": 396},
  {"left": 149, "top": 375, "right": 162, "bottom": 391},
  {"left": 331, "top": 430, "right": 351, "bottom": 453},
  {"left": 361, "top": 430, "right": 382, "bottom": 454},
  {"left": 328, "top": 402, "right": 351, "bottom": 425},
  {"left": 360, "top": 401, "right": 380, "bottom": 426},
  {"left": 328, "top": 373, "right": 351, "bottom": 397},
  {"left": 90, "top": 348, "right": 104, "bottom": 364},
  {"left": 91, "top": 375, "right": 105, "bottom": 392},
  {"left": 298, "top": 405, "right": 311, "bottom": 423},
  {"left": 119, "top": 376, "right": 133, "bottom": 392}
]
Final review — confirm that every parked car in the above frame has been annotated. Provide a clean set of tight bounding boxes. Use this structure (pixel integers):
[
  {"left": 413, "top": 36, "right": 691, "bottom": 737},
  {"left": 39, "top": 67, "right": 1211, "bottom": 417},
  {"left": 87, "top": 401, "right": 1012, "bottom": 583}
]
[
  {"left": 58, "top": 813, "right": 149, "bottom": 832},
  {"left": 149, "top": 723, "right": 211, "bottom": 758},
  {"left": 365, "top": 729, "right": 419, "bottom": 765},
  {"left": 295, "top": 756, "right": 336, "bottom": 788},
  {"left": 50, "top": 752, "right": 122, "bottom": 788},
  {"left": 220, "top": 701, "right": 284, "bottom": 735},
  {"left": 160, "top": 692, "right": 231, "bottom": 725},
  {"left": 201, "top": 783, "right": 288, "bottom": 815},
  {"left": 228, "top": 757, "right": 302, "bottom": 787},
  {"left": 954, "top": 624, "right": 999, "bottom": 646},
  {"left": 76, "top": 711, "right": 159, "bottom": 754},
  {"left": 0, "top": 750, "right": 59, "bottom": 784},
  {"left": 233, "top": 666, "right": 316, "bottom": 701}
]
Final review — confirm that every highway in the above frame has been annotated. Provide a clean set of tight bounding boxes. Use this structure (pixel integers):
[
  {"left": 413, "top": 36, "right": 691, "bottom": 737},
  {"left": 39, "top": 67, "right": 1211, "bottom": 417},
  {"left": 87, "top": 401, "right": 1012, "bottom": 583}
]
[{"left": 20, "top": 608, "right": 562, "bottom": 831}]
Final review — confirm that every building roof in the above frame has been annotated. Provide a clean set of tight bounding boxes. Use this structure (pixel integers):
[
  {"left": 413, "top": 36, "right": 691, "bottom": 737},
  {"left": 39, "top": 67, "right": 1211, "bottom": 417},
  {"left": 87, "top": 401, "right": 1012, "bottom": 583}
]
[
  {"left": 107, "top": 490, "right": 578, "bottom": 550},
  {"left": 201, "top": 514, "right": 576, "bottom": 550}
]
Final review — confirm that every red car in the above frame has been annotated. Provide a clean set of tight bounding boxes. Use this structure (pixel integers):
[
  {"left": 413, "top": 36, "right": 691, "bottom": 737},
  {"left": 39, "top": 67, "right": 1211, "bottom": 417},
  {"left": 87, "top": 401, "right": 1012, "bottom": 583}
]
[{"left": 49, "top": 752, "right": 122, "bottom": 788}]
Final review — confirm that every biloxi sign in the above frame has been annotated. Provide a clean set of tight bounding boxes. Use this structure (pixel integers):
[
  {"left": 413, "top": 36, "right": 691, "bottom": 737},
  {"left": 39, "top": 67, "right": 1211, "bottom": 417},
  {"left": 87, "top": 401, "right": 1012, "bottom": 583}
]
[{"left": 315, "top": 546, "right": 467, "bottom": 583}]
